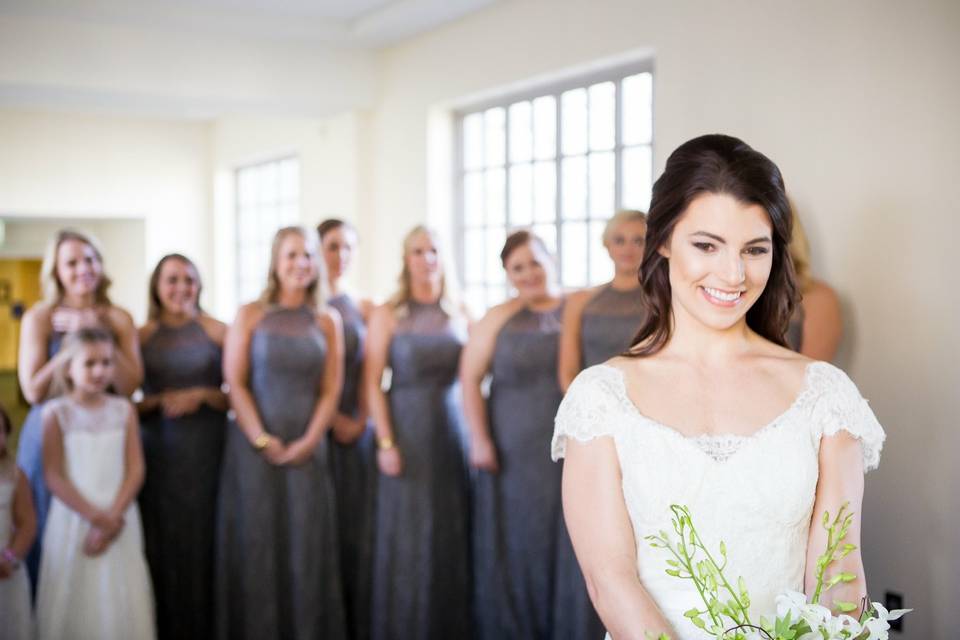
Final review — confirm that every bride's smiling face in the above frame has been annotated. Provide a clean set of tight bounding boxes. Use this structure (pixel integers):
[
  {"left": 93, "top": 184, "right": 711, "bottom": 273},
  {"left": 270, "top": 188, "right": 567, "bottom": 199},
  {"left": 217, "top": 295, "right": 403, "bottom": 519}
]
[{"left": 660, "top": 192, "right": 774, "bottom": 331}]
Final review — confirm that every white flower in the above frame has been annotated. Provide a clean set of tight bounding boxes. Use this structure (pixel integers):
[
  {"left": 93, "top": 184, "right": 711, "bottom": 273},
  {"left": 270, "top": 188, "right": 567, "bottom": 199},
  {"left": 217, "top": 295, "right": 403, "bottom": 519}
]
[
  {"left": 775, "top": 590, "right": 808, "bottom": 621},
  {"left": 862, "top": 603, "right": 913, "bottom": 640}
]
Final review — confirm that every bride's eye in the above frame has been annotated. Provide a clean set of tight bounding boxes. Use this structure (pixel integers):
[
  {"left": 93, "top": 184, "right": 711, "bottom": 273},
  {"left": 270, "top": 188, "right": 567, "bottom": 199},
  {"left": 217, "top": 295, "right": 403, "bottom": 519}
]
[{"left": 692, "top": 242, "right": 715, "bottom": 253}]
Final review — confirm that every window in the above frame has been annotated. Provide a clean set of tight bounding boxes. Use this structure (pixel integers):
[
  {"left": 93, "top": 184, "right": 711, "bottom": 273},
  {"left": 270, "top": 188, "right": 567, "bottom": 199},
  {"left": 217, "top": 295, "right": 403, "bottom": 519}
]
[
  {"left": 456, "top": 65, "right": 653, "bottom": 313},
  {"left": 235, "top": 156, "right": 300, "bottom": 303}
]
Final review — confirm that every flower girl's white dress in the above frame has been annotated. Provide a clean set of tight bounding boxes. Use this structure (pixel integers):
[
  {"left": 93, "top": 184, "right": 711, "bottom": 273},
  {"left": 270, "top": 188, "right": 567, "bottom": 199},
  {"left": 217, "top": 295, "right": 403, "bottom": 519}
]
[
  {"left": 552, "top": 361, "right": 885, "bottom": 640},
  {"left": 36, "top": 395, "right": 155, "bottom": 640},
  {"left": 0, "top": 457, "right": 33, "bottom": 640}
]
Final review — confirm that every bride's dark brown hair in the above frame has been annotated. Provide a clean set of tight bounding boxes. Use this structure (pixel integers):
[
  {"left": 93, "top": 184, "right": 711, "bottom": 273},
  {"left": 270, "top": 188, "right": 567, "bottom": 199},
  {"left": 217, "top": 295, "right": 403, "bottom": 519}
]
[{"left": 628, "top": 134, "right": 799, "bottom": 357}]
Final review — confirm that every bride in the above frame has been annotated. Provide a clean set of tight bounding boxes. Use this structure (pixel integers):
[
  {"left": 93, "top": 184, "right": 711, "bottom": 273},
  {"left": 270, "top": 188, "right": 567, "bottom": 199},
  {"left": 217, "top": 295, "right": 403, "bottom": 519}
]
[{"left": 552, "top": 134, "right": 885, "bottom": 639}]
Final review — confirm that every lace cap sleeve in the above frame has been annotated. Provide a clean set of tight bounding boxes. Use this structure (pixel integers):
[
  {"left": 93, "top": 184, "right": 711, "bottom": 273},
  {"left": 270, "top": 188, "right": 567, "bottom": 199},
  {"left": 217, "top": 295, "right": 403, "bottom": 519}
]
[
  {"left": 808, "top": 362, "right": 886, "bottom": 472},
  {"left": 551, "top": 365, "right": 625, "bottom": 461}
]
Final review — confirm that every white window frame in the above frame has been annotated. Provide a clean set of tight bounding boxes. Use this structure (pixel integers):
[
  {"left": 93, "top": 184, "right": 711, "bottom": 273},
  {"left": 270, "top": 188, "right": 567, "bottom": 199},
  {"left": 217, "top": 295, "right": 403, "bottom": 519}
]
[
  {"left": 234, "top": 155, "right": 300, "bottom": 304},
  {"left": 454, "top": 61, "right": 655, "bottom": 313}
]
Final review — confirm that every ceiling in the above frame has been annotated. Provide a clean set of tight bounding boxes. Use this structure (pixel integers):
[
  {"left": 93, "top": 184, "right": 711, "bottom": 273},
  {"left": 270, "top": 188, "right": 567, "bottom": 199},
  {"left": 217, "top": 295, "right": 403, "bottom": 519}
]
[
  {"left": 0, "top": 0, "right": 499, "bottom": 47},
  {"left": 0, "top": 0, "right": 501, "bottom": 118}
]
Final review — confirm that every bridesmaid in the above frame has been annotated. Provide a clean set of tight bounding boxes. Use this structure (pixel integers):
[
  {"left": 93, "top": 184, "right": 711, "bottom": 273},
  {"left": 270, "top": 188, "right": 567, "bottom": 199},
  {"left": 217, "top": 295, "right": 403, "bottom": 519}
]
[
  {"left": 317, "top": 219, "right": 376, "bottom": 640},
  {"left": 460, "top": 230, "right": 565, "bottom": 640},
  {"left": 16, "top": 228, "right": 142, "bottom": 588},
  {"left": 785, "top": 217, "right": 843, "bottom": 360},
  {"left": 558, "top": 210, "right": 647, "bottom": 392},
  {"left": 366, "top": 225, "right": 472, "bottom": 640},
  {"left": 137, "top": 254, "right": 228, "bottom": 640},
  {"left": 215, "top": 226, "right": 346, "bottom": 640}
]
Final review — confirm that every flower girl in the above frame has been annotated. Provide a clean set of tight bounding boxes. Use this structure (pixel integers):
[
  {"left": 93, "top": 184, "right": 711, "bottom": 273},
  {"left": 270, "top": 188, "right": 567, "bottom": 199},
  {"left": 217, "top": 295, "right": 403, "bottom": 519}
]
[
  {"left": 0, "top": 403, "right": 36, "bottom": 640},
  {"left": 36, "top": 327, "right": 154, "bottom": 640}
]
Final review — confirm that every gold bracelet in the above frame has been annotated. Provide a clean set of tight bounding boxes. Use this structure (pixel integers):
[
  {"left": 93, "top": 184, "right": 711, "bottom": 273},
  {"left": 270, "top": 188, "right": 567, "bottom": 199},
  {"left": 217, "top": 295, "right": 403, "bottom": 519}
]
[
  {"left": 377, "top": 436, "right": 395, "bottom": 451},
  {"left": 253, "top": 433, "right": 271, "bottom": 450}
]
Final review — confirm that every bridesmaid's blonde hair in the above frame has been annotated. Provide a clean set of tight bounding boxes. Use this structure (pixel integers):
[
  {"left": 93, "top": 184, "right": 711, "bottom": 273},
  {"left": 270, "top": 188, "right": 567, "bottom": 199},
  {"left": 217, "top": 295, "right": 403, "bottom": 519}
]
[
  {"left": 602, "top": 209, "right": 647, "bottom": 246},
  {"left": 789, "top": 214, "right": 813, "bottom": 293},
  {"left": 259, "top": 226, "right": 328, "bottom": 309},
  {"left": 387, "top": 225, "right": 460, "bottom": 317},
  {"left": 40, "top": 229, "right": 113, "bottom": 306}
]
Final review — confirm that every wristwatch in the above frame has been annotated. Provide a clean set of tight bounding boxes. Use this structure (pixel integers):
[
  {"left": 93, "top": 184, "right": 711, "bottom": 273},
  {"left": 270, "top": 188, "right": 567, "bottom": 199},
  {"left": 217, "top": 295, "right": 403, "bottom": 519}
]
[
  {"left": 253, "top": 432, "right": 271, "bottom": 450},
  {"left": 377, "top": 436, "right": 395, "bottom": 451}
]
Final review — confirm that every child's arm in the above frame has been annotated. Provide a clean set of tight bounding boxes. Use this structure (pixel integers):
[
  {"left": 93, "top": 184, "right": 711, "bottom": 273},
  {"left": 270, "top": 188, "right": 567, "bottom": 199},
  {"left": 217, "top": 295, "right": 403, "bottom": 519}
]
[
  {"left": 107, "top": 401, "right": 146, "bottom": 519},
  {"left": 0, "top": 469, "right": 37, "bottom": 577},
  {"left": 8, "top": 469, "right": 37, "bottom": 559},
  {"left": 42, "top": 406, "right": 114, "bottom": 529}
]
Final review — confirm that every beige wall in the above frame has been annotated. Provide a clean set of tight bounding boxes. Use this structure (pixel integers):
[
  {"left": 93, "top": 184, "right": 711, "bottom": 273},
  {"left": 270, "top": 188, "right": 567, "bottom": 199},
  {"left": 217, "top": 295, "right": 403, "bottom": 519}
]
[
  {"left": 0, "top": 218, "right": 146, "bottom": 321},
  {"left": 0, "top": 110, "right": 209, "bottom": 322},
  {"left": 364, "top": 0, "right": 960, "bottom": 636}
]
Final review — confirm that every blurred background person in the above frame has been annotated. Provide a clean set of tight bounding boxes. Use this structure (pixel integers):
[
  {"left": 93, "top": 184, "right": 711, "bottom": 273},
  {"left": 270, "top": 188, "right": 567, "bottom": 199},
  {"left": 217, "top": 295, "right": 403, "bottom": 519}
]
[
  {"left": 215, "top": 226, "right": 346, "bottom": 640},
  {"left": 558, "top": 211, "right": 647, "bottom": 392},
  {"left": 16, "top": 229, "right": 142, "bottom": 589},
  {"left": 460, "top": 230, "right": 565, "bottom": 640},
  {"left": 137, "top": 254, "right": 227, "bottom": 640},
  {"left": 318, "top": 218, "right": 376, "bottom": 640},
  {"left": 365, "top": 225, "right": 471, "bottom": 640},
  {"left": 786, "top": 216, "right": 843, "bottom": 361},
  {"left": 0, "top": 402, "right": 36, "bottom": 640}
]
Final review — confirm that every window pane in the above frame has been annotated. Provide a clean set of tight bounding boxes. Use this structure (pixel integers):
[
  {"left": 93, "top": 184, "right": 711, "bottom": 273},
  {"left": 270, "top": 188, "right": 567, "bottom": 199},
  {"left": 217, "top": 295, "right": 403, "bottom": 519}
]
[
  {"left": 561, "top": 88, "right": 587, "bottom": 156},
  {"left": 533, "top": 95, "right": 556, "bottom": 160},
  {"left": 509, "top": 163, "right": 533, "bottom": 226},
  {"left": 485, "top": 168, "right": 505, "bottom": 226},
  {"left": 464, "top": 228, "right": 484, "bottom": 284},
  {"left": 533, "top": 224, "right": 557, "bottom": 253},
  {"left": 533, "top": 161, "right": 556, "bottom": 223},
  {"left": 589, "top": 151, "right": 615, "bottom": 219},
  {"left": 484, "top": 107, "right": 505, "bottom": 167},
  {"left": 622, "top": 72, "right": 653, "bottom": 146},
  {"left": 622, "top": 145, "right": 653, "bottom": 211},
  {"left": 561, "top": 222, "right": 588, "bottom": 287},
  {"left": 588, "top": 81, "right": 615, "bottom": 151},
  {"left": 590, "top": 220, "right": 615, "bottom": 284},
  {"left": 509, "top": 101, "right": 533, "bottom": 164},
  {"left": 238, "top": 169, "right": 256, "bottom": 205},
  {"left": 463, "top": 112, "right": 484, "bottom": 170},
  {"left": 464, "top": 285, "right": 485, "bottom": 318},
  {"left": 258, "top": 163, "right": 277, "bottom": 204},
  {"left": 561, "top": 155, "right": 587, "bottom": 220},
  {"left": 464, "top": 171, "right": 483, "bottom": 227},
  {"left": 485, "top": 227, "right": 506, "bottom": 284}
]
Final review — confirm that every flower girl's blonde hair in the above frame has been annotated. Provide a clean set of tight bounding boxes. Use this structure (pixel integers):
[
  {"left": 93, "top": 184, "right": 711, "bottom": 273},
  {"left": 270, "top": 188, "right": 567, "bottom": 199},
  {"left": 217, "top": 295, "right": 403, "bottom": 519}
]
[{"left": 48, "top": 328, "right": 115, "bottom": 400}]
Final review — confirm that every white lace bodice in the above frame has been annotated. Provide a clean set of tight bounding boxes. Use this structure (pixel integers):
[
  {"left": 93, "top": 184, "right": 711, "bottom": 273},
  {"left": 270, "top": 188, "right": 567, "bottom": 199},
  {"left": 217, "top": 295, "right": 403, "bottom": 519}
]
[
  {"left": 551, "top": 362, "right": 885, "bottom": 640},
  {"left": 43, "top": 395, "right": 131, "bottom": 509}
]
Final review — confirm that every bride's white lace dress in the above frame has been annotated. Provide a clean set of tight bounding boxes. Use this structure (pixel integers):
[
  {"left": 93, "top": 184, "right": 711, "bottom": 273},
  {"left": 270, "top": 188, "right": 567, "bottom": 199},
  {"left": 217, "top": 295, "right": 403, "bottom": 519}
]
[{"left": 551, "top": 361, "right": 885, "bottom": 640}]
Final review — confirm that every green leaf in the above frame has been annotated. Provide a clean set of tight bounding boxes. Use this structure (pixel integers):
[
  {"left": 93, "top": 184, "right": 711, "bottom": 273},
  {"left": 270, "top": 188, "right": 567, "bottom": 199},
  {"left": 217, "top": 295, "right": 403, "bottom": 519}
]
[
  {"left": 665, "top": 569, "right": 680, "bottom": 577},
  {"left": 682, "top": 608, "right": 700, "bottom": 619},
  {"left": 719, "top": 540, "right": 727, "bottom": 557},
  {"left": 690, "top": 616, "right": 706, "bottom": 630},
  {"left": 835, "top": 600, "right": 858, "bottom": 613}
]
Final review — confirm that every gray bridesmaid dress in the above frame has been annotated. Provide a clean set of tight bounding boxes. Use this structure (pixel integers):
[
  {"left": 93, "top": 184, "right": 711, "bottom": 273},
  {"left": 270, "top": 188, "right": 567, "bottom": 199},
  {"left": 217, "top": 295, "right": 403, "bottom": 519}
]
[
  {"left": 215, "top": 306, "right": 346, "bottom": 640},
  {"left": 473, "top": 303, "right": 565, "bottom": 640},
  {"left": 580, "top": 284, "right": 645, "bottom": 367},
  {"left": 139, "top": 320, "right": 226, "bottom": 640},
  {"left": 328, "top": 294, "right": 376, "bottom": 640},
  {"left": 370, "top": 300, "right": 471, "bottom": 640},
  {"left": 15, "top": 329, "right": 65, "bottom": 591}
]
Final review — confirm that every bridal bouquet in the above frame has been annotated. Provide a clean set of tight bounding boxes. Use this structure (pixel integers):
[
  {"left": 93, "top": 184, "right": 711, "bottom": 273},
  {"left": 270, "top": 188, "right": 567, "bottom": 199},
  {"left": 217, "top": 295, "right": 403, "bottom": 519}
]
[{"left": 644, "top": 505, "right": 910, "bottom": 640}]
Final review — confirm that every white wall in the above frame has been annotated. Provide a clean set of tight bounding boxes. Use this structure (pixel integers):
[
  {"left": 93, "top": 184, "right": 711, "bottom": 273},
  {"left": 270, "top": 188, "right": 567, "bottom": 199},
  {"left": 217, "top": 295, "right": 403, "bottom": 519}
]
[
  {"left": 365, "top": 0, "right": 960, "bottom": 636},
  {"left": 0, "top": 13, "right": 378, "bottom": 118},
  {"left": 0, "top": 110, "right": 212, "bottom": 322}
]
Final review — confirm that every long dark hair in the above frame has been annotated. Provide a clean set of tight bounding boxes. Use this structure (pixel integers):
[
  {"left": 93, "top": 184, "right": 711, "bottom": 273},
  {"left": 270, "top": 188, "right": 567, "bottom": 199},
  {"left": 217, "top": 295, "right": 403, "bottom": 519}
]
[{"left": 628, "top": 134, "right": 798, "bottom": 357}]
